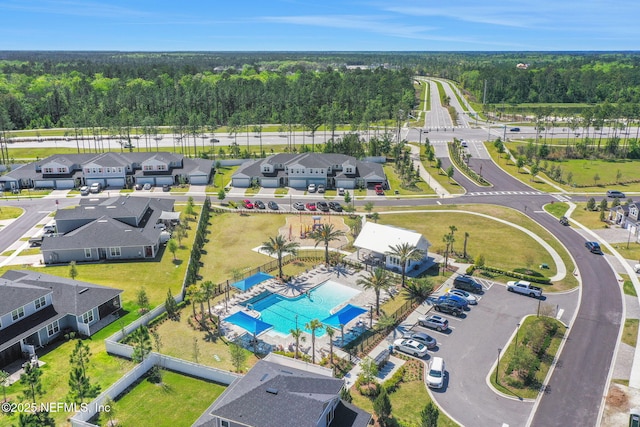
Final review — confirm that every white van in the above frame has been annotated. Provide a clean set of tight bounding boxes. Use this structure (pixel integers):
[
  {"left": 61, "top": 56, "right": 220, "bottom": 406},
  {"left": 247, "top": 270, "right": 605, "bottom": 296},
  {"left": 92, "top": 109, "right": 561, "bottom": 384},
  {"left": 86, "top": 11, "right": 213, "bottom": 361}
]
[
  {"left": 427, "top": 357, "right": 445, "bottom": 389},
  {"left": 90, "top": 182, "right": 101, "bottom": 193}
]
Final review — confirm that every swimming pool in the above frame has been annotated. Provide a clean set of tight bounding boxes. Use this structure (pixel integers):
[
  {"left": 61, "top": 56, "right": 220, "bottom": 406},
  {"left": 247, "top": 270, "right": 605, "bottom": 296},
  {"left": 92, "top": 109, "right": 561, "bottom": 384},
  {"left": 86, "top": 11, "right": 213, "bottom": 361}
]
[
  {"left": 249, "top": 280, "right": 361, "bottom": 336},
  {"left": 230, "top": 271, "right": 273, "bottom": 291}
]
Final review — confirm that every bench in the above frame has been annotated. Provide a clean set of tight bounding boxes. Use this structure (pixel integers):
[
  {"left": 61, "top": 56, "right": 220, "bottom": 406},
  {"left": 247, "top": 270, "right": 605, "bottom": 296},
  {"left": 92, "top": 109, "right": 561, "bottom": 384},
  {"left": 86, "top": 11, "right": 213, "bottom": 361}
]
[{"left": 373, "top": 349, "right": 391, "bottom": 369}]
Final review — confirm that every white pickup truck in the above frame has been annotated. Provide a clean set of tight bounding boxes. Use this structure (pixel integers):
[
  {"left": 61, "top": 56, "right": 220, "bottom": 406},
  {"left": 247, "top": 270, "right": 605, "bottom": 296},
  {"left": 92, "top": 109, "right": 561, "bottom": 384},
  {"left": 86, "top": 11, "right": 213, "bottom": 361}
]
[{"left": 506, "top": 280, "right": 543, "bottom": 298}]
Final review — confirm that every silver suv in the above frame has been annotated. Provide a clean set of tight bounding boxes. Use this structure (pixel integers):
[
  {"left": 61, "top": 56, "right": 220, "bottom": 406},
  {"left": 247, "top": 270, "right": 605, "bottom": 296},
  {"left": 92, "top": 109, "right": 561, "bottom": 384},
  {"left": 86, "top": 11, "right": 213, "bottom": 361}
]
[{"left": 418, "top": 315, "right": 449, "bottom": 332}]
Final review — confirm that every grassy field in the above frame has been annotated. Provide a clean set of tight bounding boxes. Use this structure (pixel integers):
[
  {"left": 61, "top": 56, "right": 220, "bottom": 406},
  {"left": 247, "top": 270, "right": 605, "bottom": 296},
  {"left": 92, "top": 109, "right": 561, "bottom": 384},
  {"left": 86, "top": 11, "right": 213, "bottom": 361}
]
[
  {"left": 383, "top": 164, "right": 435, "bottom": 196},
  {"left": 208, "top": 165, "right": 239, "bottom": 190},
  {"left": 376, "top": 204, "right": 578, "bottom": 291},
  {"left": 153, "top": 306, "right": 260, "bottom": 372},
  {"left": 0, "top": 206, "right": 23, "bottom": 220},
  {"left": 100, "top": 370, "right": 226, "bottom": 427},
  {"left": 569, "top": 202, "right": 609, "bottom": 229},
  {"left": 418, "top": 144, "right": 465, "bottom": 194},
  {"left": 623, "top": 319, "right": 639, "bottom": 347},
  {"left": 622, "top": 275, "right": 637, "bottom": 296},
  {"left": 490, "top": 316, "right": 566, "bottom": 399},
  {"left": 544, "top": 202, "right": 569, "bottom": 219}
]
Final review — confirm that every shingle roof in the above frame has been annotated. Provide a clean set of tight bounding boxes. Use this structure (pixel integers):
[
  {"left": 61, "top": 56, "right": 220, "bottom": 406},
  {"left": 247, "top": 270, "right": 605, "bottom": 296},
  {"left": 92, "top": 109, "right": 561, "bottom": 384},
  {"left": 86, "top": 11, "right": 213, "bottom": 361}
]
[
  {"left": 0, "top": 270, "right": 122, "bottom": 352},
  {"left": 194, "top": 356, "right": 347, "bottom": 427},
  {"left": 0, "top": 277, "right": 51, "bottom": 317}
]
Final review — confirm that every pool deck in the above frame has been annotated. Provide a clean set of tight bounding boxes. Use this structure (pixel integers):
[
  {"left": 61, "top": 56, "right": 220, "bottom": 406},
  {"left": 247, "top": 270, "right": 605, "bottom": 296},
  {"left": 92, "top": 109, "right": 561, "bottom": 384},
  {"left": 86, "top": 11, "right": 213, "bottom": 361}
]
[{"left": 219, "top": 263, "right": 389, "bottom": 360}]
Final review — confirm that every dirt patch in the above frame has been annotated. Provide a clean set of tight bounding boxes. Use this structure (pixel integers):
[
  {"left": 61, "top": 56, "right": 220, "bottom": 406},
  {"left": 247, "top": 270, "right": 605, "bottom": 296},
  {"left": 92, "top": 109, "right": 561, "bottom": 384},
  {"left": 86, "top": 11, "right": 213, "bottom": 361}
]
[{"left": 606, "top": 385, "right": 629, "bottom": 410}]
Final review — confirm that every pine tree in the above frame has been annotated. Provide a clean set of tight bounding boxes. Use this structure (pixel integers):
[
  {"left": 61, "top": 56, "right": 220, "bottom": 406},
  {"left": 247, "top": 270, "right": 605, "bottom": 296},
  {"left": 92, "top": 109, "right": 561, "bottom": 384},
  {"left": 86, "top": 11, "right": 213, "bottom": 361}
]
[{"left": 373, "top": 386, "right": 392, "bottom": 426}]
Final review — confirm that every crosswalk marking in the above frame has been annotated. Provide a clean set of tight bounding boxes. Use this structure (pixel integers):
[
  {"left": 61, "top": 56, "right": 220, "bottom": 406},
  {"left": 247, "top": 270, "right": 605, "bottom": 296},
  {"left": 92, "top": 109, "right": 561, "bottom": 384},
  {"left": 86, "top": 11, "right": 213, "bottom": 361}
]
[
  {"left": 552, "top": 194, "right": 571, "bottom": 202},
  {"left": 465, "top": 190, "right": 544, "bottom": 197}
]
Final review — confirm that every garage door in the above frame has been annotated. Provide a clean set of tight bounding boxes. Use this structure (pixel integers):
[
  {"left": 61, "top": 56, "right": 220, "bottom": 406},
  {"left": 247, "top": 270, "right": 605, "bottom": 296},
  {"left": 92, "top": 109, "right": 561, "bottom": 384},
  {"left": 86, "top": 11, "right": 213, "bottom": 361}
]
[
  {"left": 289, "top": 179, "right": 307, "bottom": 189},
  {"left": 55, "top": 179, "right": 75, "bottom": 189},
  {"left": 136, "top": 178, "right": 154, "bottom": 185},
  {"left": 189, "top": 175, "right": 209, "bottom": 185},
  {"left": 34, "top": 180, "right": 55, "bottom": 188},
  {"left": 155, "top": 176, "right": 174, "bottom": 185},
  {"left": 106, "top": 178, "right": 125, "bottom": 188}
]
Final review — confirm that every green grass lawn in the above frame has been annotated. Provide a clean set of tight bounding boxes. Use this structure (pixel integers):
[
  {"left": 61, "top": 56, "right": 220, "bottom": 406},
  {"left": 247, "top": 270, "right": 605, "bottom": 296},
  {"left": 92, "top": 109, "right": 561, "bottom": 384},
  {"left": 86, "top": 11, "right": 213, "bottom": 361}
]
[
  {"left": 490, "top": 316, "right": 566, "bottom": 399},
  {"left": 570, "top": 202, "right": 609, "bottom": 229},
  {"left": 0, "top": 250, "right": 15, "bottom": 256},
  {"left": 17, "top": 247, "right": 41, "bottom": 256},
  {"left": 350, "top": 359, "right": 458, "bottom": 427},
  {"left": 622, "top": 275, "right": 637, "bottom": 296},
  {"left": 207, "top": 165, "right": 239, "bottom": 190},
  {"left": 485, "top": 142, "right": 559, "bottom": 193},
  {"left": 383, "top": 164, "right": 435, "bottom": 196},
  {"left": 544, "top": 202, "right": 569, "bottom": 219},
  {"left": 417, "top": 144, "right": 464, "bottom": 194},
  {"left": 100, "top": 370, "right": 226, "bottom": 427},
  {"left": 377, "top": 204, "right": 578, "bottom": 291},
  {"left": 153, "top": 306, "right": 260, "bottom": 372},
  {"left": 623, "top": 319, "right": 639, "bottom": 347},
  {"left": 0, "top": 206, "right": 23, "bottom": 220}
]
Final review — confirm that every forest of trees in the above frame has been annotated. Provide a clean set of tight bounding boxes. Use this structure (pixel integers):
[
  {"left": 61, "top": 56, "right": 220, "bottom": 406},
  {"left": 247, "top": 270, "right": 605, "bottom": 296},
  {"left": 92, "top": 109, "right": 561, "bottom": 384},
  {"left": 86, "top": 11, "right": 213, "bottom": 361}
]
[{"left": 1, "top": 51, "right": 640, "bottom": 137}]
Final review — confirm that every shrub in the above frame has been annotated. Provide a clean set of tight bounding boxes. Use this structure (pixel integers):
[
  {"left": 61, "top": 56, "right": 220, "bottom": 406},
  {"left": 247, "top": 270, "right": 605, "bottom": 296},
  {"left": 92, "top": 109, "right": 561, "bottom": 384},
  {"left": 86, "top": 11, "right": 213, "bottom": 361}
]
[
  {"left": 481, "top": 265, "right": 550, "bottom": 284},
  {"left": 382, "top": 366, "right": 405, "bottom": 393},
  {"left": 465, "top": 265, "right": 476, "bottom": 275}
]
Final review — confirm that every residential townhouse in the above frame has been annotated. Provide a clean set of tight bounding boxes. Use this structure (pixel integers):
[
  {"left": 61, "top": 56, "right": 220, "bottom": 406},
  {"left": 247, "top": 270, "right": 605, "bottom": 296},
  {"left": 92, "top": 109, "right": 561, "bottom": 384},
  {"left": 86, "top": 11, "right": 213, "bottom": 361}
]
[{"left": 0, "top": 270, "right": 122, "bottom": 368}]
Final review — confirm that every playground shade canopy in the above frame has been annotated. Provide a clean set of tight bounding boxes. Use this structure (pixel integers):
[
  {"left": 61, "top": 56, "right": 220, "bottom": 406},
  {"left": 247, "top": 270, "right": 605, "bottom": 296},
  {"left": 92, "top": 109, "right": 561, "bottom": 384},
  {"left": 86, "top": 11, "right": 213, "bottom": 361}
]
[
  {"left": 224, "top": 311, "right": 273, "bottom": 336},
  {"left": 321, "top": 304, "right": 368, "bottom": 328}
]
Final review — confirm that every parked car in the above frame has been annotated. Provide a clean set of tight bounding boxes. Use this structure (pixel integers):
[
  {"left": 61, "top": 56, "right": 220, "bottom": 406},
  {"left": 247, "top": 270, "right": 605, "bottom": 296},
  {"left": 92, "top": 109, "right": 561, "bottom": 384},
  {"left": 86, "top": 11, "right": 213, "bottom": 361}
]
[
  {"left": 453, "top": 275, "right": 483, "bottom": 293},
  {"left": 162, "top": 184, "right": 170, "bottom": 192},
  {"left": 90, "top": 182, "right": 101, "bottom": 193},
  {"left": 460, "top": 140, "right": 468, "bottom": 147},
  {"left": 80, "top": 185, "right": 89, "bottom": 196},
  {"left": 328, "top": 201, "right": 343, "bottom": 212},
  {"left": 433, "top": 298, "right": 464, "bottom": 316},
  {"left": 393, "top": 339, "right": 428, "bottom": 358},
  {"left": 317, "top": 184, "right": 325, "bottom": 193},
  {"left": 307, "top": 184, "right": 317, "bottom": 193},
  {"left": 635, "top": 264, "right": 640, "bottom": 274},
  {"left": 585, "top": 241, "right": 603, "bottom": 254},
  {"left": 134, "top": 183, "right": 142, "bottom": 190},
  {"left": 254, "top": 200, "right": 265, "bottom": 209},
  {"left": 417, "top": 315, "right": 449, "bottom": 331},
  {"left": 305, "top": 202, "right": 317, "bottom": 211},
  {"left": 293, "top": 202, "right": 305, "bottom": 211},
  {"left": 426, "top": 357, "right": 446, "bottom": 389},
  {"left": 268, "top": 201, "right": 279, "bottom": 210},
  {"left": 43, "top": 224, "right": 56, "bottom": 234},
  {"left": 374, "top": 184, "right": 384, "bottom": 195},
  {"left": 437, "top": 294, "right": 468, "bottom": 309},
  {"left": 446, "top": 289, "right": 478, "bottom": 305},
  {"left": 243, "top": 199, "right": 254, "bottom": 209},
  {"left": 402, "top": 332, "right": 437, "bottom": 349},
  {"left": 338, "top": 188, "right": 345, "bottom": 196},
  {"left": 143, "top": 183, "right": 152, "bottom": 190},
  {"left": 607, "top": 190, "right": 626, "bottom": 198},
  {"left": 510, "top": 127, "right": 520, "bottom": 132},
  {"left": 317, "top": 201, "right": 330, "bottom": 212}
]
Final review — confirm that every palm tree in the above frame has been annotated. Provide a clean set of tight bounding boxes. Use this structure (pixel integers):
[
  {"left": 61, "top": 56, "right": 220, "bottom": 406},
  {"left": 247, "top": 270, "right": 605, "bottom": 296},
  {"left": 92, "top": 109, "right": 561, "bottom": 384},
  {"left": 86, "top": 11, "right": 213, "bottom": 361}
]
[
  {"left": 442, "top": 233, "right": 455, "bottom": 271},
  {"left": 200, "top": 281, "right": 215, "bottom": 318},
  {"left": 305, "top": 319, "right": 323, "bottom": 364},
  {"left": 448, "top": 225, "right": 458, "bottom": 254},
  {"left": 463, "top": 232, "right": 470, "bottom": 259},
  {"left": 325, "top": 326, "right": 336, "bottom": 369},
  {"left": 310, "top": 224, "right": 346, "bottom": 265},
  {"left": 0, "top": 370, "right": 9, "bottom": 403},
  {"left": 385, "top": 242, "right": 425, "bottom": 288},
  {"left": 357, "top": 268, "right": 395, "bottom": 316},
  {"left": 289, "top": 327, "right": 306, "bottom": 359},
  {"left": 260, "top": 235, "right": 300, "bottom": 279},
  {"left": 186, "top": 285, "right": 199, "bottom": 318},
  {"left": 403, "top": 278, "right": 434, "bottom": 305}
]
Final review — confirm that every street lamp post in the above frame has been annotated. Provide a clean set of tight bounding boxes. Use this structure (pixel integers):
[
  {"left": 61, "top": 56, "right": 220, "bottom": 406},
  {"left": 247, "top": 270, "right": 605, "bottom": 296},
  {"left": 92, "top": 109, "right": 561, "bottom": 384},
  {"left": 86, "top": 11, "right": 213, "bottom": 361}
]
[
  {"left": 496, "top": 348, "right": 502, "bottom": 384},
  {"left": 515, "top": 323, "right": 521, "bottom": 349}
]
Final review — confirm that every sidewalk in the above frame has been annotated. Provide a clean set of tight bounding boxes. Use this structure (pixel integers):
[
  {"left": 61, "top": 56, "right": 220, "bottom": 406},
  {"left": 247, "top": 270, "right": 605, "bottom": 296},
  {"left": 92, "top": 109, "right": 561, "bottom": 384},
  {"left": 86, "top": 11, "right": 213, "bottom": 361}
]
[{"left": 408, "top": 143, "right": 451, "bottom": 198}]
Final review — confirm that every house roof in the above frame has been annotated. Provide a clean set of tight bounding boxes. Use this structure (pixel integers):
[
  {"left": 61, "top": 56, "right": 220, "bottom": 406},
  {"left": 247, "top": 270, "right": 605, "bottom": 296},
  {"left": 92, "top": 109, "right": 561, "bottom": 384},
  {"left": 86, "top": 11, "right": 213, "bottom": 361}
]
[
  {"left": 0, "top": 270, "right": 122, "bottom": 352},
  {"left": 354, "top": 222, "right": 431, "bottom": 255},
  {"left": 86, "top": 152, "right": 130, "bottom": 168},
  {"left": 194, "top": 354, "right": 355, "bottom": 427}
]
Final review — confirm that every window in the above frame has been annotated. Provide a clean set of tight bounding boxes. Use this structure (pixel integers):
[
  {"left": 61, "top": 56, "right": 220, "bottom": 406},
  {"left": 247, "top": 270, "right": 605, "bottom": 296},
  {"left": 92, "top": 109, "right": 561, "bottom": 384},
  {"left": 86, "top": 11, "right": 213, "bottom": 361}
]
[
  {"left": 157, "top": 165, "right": 166, "bottom": 171},
  {"left": 109, "top": 247, "right": 121, "bottom": 257},
  {"left": 84, "top": 168, "right": 90, "bottom": 174},
  {"left": 82, "top": 310, "right": 94, "bottom": 324},
  {"left": 35, "top": 296, "right": 46, "bottom": 309},
  {"left": 98, "top": 168, "right": 103, "bottom": 173},
  {"left": 43, "top": 167, "right": 53, "bottom": 174},
  {"left": 47, "top": 320, "right": 59, "bottom": 337},
  {"left": 106, "top": 167, "right": 111, "bottom": 173},
  {"left": 84, "top": 248, "right": 92, "bottom": 258},
  {"left": 57, "top": 167, "right": 66, "bottom": 173},
  {"left": 118, "top": 167, "right": 123, "bottom": 173},
  {"left": 220, "top": 420, "right": 230, "bottom": 427},
  {"left": 12, "top": 307, "right": 25, "bottom": 321},
  {"left": 143, "top": 165, "right": 153, "bottom": 171}
]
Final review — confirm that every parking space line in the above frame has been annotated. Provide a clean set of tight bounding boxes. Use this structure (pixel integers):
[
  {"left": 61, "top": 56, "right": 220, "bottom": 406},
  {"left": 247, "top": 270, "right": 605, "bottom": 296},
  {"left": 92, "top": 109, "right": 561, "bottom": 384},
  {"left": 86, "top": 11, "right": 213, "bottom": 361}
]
[{"left": 556, "top": 308, "right": 564, "bottom": 320}]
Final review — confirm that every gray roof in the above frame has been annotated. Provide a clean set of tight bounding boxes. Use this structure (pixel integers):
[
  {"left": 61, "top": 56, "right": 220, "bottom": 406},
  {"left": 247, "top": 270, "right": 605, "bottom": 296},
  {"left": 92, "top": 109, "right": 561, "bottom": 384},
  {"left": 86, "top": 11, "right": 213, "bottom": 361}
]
[
  {"left": 0, "top": 270, "right": 122, "bottom": 352},
  {"left": 86, "top": 152, "right": 130, "bottom": 168},
  {"left": 0, "top": 277, "right": 51, "bottom": 317},
  {"left": 194, "top": 358, "right": 347, "bottom": 427},
  {"left": 43, "top": 197, "right": 173, "bottom": 251}
]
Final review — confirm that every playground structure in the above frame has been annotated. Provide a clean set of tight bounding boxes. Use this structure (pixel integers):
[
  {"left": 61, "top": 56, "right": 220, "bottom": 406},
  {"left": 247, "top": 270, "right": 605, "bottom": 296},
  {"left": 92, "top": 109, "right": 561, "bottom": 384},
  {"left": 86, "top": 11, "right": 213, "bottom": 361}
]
[{"left": 282, "top": 214, "right": 349, "bottom": 246}]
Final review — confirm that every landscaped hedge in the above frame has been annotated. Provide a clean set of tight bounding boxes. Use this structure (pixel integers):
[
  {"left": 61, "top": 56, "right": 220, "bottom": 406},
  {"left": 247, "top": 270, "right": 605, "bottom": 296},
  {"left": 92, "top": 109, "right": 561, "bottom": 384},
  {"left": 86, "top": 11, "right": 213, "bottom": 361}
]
[
  {"left": 448, "top": 141, "right": 490, "bottom": 186},
  {"left": 481, "top": 265, "right": 551, "bottom": 284},
  {"left": 184, "top": 197, "right": 211, "bottom": 288}
]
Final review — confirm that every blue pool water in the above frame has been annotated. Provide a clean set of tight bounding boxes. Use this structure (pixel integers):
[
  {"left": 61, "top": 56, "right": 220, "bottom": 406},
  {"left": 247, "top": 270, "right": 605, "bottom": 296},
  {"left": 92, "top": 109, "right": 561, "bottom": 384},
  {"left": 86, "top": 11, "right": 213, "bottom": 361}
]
[
  {"left": 249, "top": 280, "right": 360, "bottom": 336},
  {"left": 231, "top": 271, "right": 273, "bottom": 291}
]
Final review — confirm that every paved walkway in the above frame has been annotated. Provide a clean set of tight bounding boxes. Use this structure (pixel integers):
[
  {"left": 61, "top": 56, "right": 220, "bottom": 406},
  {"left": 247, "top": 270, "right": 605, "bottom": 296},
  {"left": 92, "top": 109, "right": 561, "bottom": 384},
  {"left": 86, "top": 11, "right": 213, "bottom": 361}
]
[{"left": 408, "top": 143, "right": 451, "bottom": 198}]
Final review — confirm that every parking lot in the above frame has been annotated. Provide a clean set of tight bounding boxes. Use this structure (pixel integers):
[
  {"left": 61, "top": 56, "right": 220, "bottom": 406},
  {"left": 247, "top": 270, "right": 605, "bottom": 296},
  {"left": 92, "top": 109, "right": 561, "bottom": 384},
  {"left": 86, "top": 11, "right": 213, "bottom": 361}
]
[{"left": 392, "top": 278, "right": 579, "bottom": 427}]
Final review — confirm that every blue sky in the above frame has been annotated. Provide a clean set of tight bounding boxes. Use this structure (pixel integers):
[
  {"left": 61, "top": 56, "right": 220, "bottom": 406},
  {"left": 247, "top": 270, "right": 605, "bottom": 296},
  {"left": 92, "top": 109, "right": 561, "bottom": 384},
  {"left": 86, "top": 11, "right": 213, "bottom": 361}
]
[{"left": 0, "top": 0, "right": 637, "bottom": 51}]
